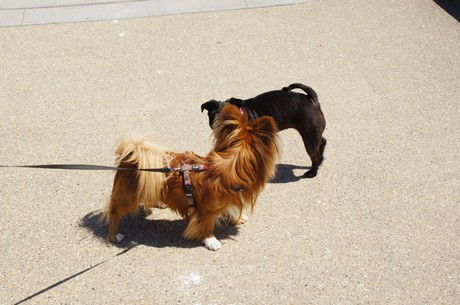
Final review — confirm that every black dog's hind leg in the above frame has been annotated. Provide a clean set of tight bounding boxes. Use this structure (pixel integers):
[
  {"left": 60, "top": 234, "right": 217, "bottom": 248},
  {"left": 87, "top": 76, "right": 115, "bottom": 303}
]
[
  {"left": 301, "top": 133, "right": 326, "bottom": 178},
  {"left": 318, "top": 137, "right": 327, "bottom": 166}
]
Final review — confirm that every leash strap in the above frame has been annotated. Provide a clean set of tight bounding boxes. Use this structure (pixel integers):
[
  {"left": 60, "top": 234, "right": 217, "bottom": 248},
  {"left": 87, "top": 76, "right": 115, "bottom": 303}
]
[
  {"left": 0, "top": 164, "right": 174, "bottom": 173},
  {"left": 2, "top": 162, "right": 210, "bottom": 212}
]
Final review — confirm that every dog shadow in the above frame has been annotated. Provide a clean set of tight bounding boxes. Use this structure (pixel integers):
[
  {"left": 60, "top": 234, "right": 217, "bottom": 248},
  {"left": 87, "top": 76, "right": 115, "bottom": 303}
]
[
  {"left": 80, "top": 209, "right": 238, "bottom": 249},
  {"left": 270, "top": 163, "right": 310, "bottom": 183}
]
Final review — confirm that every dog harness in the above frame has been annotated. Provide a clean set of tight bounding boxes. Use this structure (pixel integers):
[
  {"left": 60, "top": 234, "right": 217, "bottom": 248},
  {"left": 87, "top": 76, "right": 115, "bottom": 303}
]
[
  {"left": 180, "top": 162, "right": 244, "bottom": 213},
  {"left": 181, "top": 162, "right": 208, "bottom": 212}
]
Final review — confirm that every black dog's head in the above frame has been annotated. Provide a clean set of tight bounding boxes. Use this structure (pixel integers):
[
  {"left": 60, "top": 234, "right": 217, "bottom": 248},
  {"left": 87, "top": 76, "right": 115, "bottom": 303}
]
[
  {"left": 201, "top": 98, "right": 244, "bottom": 129},
  {"left": 201, "top": 100, "right": 225, "bottom": 129}
]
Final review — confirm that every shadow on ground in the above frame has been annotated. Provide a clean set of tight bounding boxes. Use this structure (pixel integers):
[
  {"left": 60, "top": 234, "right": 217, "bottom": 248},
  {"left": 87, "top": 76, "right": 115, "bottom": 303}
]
[
  {"left": 434, "top": 0, "right": 460, "bottom": 21},
  {"left": 80, "top": 163, "right": 309, "bottom": 246},
  {"left": 80, "top": 209, "right": 238, "bottom": 249},
  {"left": 270, "top": 163, "right": 309, "bottom": 183}
]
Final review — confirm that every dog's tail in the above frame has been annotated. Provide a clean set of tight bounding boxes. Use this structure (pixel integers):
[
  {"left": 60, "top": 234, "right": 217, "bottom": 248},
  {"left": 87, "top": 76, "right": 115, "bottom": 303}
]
[
  {"left": 115, "top": 136, "right": 172, "bottom": 209},
  {"left": 282, "top": 83, "right": 319, "bottom": 104}
]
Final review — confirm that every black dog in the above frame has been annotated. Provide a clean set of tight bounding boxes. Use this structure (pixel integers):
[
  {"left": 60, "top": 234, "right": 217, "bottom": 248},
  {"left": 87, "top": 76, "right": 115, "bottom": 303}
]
[{"left": 201, "top": 83, "right": 326, "bottom": 178}]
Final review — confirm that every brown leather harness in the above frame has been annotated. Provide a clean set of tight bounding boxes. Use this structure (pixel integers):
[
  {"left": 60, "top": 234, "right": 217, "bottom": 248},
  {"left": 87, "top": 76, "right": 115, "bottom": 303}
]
[
  {"left": 180, "top": 162, "right": 208, "bottom": 212},
  {"left": 180, "top": 162, "right": 245, "bottom": 215}
]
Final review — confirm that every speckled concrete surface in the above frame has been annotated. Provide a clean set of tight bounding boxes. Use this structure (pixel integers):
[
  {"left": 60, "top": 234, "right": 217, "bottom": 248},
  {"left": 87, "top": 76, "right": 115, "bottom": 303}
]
[{"left": 1, "top": 0, "right": 459, "bottom": 304}]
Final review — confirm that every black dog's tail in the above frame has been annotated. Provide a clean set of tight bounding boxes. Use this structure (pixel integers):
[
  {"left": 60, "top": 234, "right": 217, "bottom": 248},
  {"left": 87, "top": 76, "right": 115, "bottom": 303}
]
[{"left": 282, "top": 83, "right": 318, "bottom": 104}]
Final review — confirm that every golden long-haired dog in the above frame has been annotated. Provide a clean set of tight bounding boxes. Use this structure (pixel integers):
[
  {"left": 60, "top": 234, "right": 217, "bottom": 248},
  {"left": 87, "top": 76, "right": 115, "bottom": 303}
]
[{"left": 102, "top": 104, "right": 279, "bottom": 250}]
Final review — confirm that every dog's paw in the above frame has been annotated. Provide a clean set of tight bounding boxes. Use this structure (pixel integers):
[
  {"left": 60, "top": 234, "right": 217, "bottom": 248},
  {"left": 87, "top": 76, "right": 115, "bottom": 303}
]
[
  {"left": 203, "top": 236, "right": 221, "bottom": 251},
  {"left": 219, "top": 213, "right": 248, "bottom": 226},
  {"left": 304, "top": 170, "right": 317, "bottom": 178},
  {"left": 235, "top": 213, "right": 248, "bottom": 225},
  {"left": 155, "top": 203, "right": 168, "bottom": 209}
]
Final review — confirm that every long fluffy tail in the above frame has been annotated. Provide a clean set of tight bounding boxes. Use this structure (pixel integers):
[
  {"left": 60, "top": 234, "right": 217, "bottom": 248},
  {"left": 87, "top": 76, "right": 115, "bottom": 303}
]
[
  {"left": 115, "top": 136, "right": 171, "bottom": 208},
  {"left": 282, "top": 83, "right": 319, "bottom": 104}
]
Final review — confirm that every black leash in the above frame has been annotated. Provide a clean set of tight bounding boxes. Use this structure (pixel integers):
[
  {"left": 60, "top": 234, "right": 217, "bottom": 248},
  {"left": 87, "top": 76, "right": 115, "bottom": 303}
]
[
  {"left": 0, "top": 164, "right": 175, "bottom": 173},
  {"left": 14, "top": 245, "right": 138, "bottom": 305}
]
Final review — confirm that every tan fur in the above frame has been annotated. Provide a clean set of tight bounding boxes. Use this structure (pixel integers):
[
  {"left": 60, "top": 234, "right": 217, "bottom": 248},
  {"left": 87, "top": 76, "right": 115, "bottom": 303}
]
[{"left": 102, "top": 104, "right": 279, "bottom": 249}]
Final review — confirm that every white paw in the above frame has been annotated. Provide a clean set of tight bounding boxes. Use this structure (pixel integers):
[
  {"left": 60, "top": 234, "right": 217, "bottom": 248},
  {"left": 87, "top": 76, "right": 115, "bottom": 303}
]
[
  {"left": 203, "top": 236, "right": 221, "bottom": 251},
  {"left": 115, "top": 233, "right": 125, "bottom": 243}
]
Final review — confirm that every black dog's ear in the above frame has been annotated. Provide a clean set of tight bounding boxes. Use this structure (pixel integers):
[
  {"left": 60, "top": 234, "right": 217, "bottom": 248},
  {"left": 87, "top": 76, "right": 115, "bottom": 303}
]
[
  {"left": 227, "top": 98, "right": 244, "bottom": 107},
  {"left": 201, "top": 100, "right": 220, "bottom": 113}
]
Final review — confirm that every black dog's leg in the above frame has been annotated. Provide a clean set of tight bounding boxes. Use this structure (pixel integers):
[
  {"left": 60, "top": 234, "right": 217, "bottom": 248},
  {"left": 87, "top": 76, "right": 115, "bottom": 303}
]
[
  {"left": 318, "top": 137, "right": 327, "bottom": 166},
  {"left": 301, "top": 132, "right": 325, "bottom": 178}
]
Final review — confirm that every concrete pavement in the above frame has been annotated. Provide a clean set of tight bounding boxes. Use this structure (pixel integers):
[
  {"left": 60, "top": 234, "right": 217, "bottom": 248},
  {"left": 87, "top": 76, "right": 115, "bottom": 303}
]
[{"left": 1, "top": 0, "right": 459, "bottom": 304}]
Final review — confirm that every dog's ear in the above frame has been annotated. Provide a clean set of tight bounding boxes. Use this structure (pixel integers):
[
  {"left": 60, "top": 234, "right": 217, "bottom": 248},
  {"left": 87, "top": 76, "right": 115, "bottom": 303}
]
[
  {"left": 227, "top": 98, "right": 243, "bottom": 107},
  {"left": 201, "top": 100, "right": 220, "bottom": 113},
  {"left": 243, "top": 115, "right": 279, "bottom": 183},
  {"left": 215, "top": 104, "right": 246, "bottom": 128},
  {"left": 211, "top": 104, "right": 247, "bottom": 152},
  {"left": 249, "top": 116, "right": 277, "bottom": 140}
]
